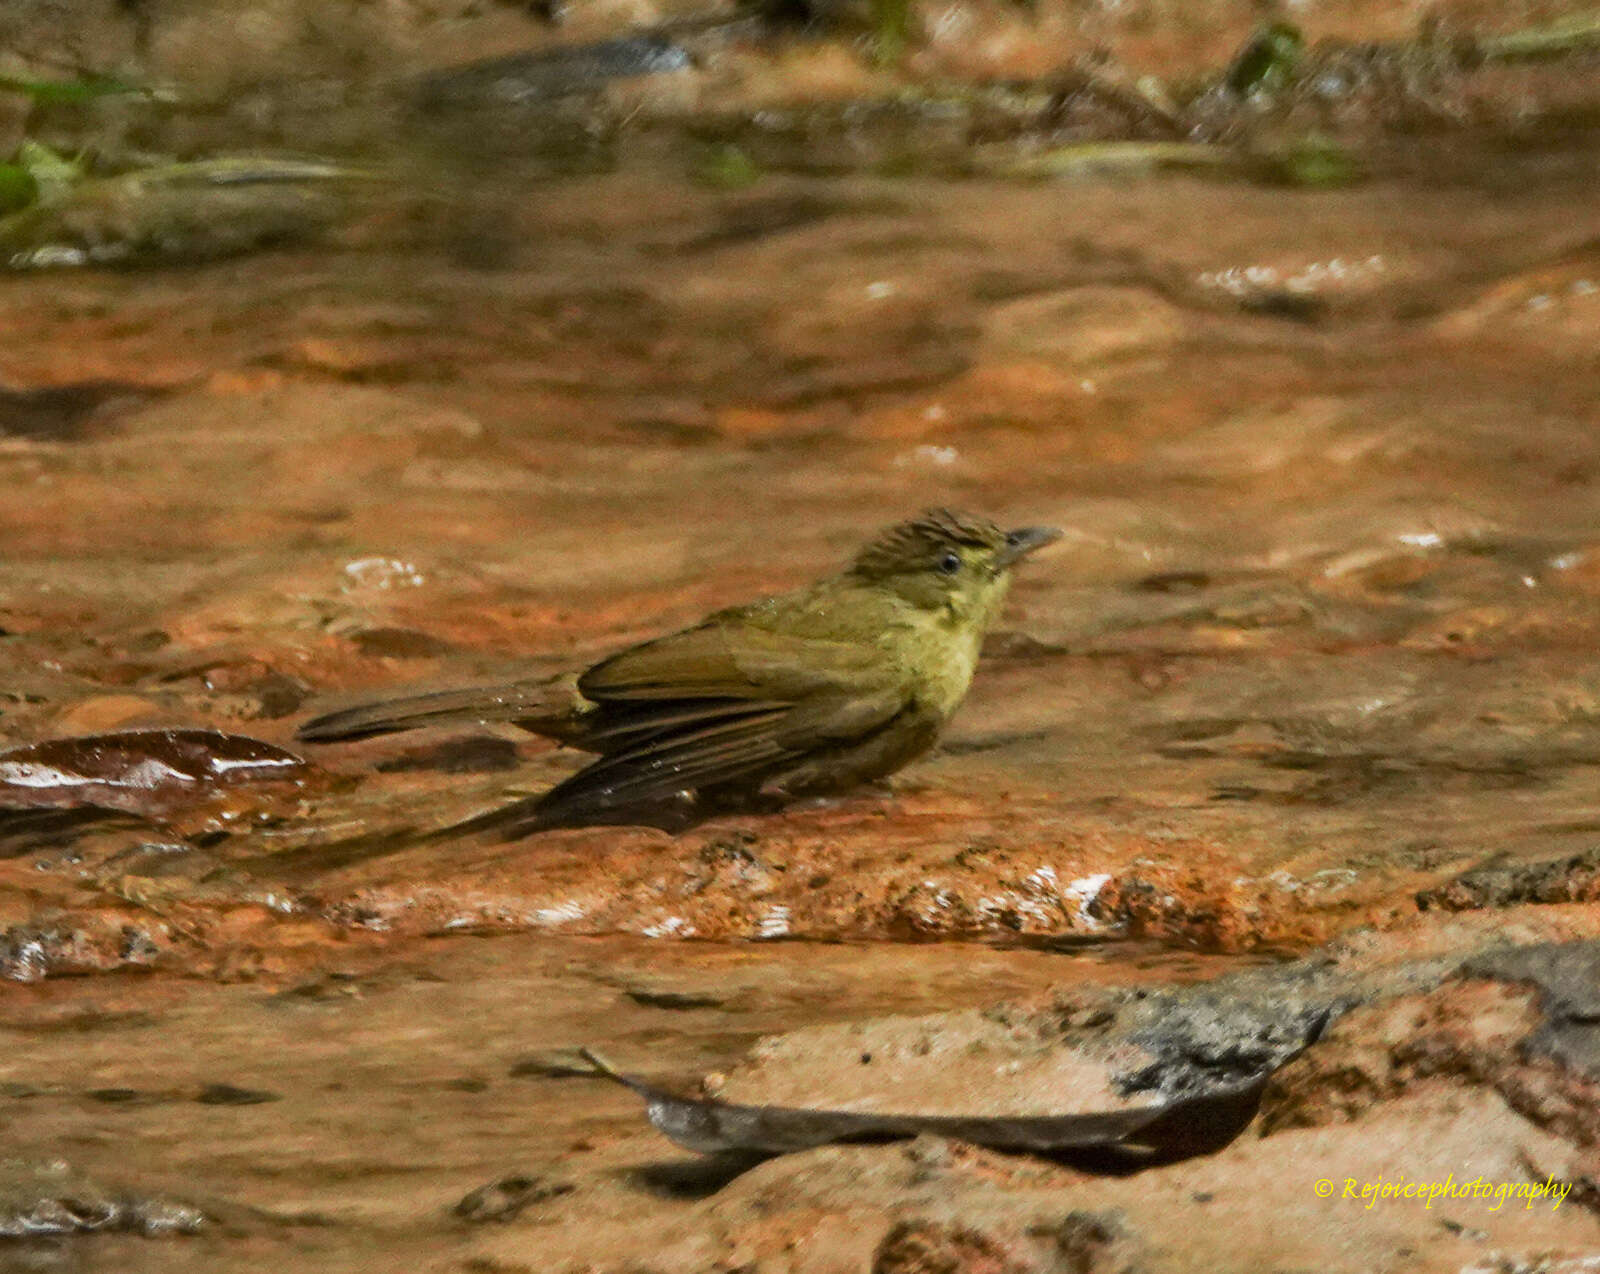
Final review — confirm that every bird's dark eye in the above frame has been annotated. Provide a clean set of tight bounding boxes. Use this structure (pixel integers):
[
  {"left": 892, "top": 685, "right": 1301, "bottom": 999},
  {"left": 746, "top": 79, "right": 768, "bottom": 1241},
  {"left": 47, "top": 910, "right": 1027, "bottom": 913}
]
[{"left": 937, "top": 551, "right": 962, "bottom": 575}]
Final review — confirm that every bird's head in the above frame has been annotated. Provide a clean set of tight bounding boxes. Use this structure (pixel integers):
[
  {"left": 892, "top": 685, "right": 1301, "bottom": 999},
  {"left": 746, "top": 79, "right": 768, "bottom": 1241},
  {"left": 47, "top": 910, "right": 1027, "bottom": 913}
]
[{"left": 847, "top": 508, "right": 1061, "bottom": 625}]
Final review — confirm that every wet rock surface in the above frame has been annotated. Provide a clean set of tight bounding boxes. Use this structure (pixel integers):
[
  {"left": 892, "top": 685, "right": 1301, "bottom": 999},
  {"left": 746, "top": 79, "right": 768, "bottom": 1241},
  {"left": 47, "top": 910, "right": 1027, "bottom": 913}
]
[
  {"left": 1, "top": 0, "right": 1599, "bottom": 1269},
  {"left": 0, "top": 920, "right": 1593, "bottom": 1271}
]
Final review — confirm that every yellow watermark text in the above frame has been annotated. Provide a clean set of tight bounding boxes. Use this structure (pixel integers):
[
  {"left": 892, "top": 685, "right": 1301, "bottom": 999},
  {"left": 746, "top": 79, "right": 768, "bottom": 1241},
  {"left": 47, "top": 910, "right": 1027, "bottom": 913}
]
[{"left": 1313, "top": 1173, "right": 1572, "bottom": 1212}]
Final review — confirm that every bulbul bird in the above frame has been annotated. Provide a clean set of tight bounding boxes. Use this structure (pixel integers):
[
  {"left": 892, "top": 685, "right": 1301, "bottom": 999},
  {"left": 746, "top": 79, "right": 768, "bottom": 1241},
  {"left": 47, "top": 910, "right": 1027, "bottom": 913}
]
[{"left": 296, "top": 509, "right": 1060, "bottom": 837}]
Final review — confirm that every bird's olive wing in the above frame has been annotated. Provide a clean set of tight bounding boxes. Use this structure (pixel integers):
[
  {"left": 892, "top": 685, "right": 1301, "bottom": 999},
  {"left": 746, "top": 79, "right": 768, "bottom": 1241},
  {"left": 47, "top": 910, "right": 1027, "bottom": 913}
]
[
  {"left": 447, "top": 684, "right": 917, "bottom": 837},
  {"left": 773, "top": 687, "right": 912, "bottom": 747},
  {"left": 531, "top": 708, "right": 794, "bottom": 827},
  {"left": 520, "top": 628, "right": 913, "bottom": 829},
  {"left": 578, "top": 623, "right": 890, "bottom": 704},
  {"left": 531, "top": 686, "right": 913, "bottom": 829}
]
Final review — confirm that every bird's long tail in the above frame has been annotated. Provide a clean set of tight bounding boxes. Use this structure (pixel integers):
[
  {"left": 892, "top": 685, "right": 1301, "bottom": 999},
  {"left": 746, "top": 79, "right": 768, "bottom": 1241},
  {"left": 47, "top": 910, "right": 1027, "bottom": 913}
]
[{"left": 296, "top": 674, "right": 588, "bottom": 744}]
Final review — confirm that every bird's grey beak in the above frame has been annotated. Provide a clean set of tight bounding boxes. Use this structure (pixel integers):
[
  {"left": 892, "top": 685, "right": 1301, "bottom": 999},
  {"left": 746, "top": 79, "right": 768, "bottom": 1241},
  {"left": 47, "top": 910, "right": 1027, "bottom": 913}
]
[{"left": 995, "top": 525, "right": 1062, "bottom": 569}]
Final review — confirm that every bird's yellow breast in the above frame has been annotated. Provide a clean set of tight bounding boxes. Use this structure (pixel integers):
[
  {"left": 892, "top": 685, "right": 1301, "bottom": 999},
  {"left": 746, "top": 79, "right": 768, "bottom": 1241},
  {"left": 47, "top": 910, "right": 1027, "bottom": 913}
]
[
  {"left": 871, "top": 589, "right": 999, "bottom": 720},
  {"left": 739, "top": 568, "right": 1011, "bottom": 722}
]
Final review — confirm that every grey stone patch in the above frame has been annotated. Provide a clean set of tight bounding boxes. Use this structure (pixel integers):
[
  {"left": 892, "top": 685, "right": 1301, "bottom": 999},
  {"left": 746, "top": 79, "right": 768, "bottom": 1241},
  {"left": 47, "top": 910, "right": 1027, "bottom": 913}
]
[
  {"left": 1043, "top": 938, "right": 1470, "bottom": 1099},
  {"left": 1416, "top": 848, "right": 1600, "bottom": 911},
  {"left": 1461, "top": 939, "right": 1600, "bottom": 1080},
  {"left": 1088, "top": 951, "right": 1452, "bottom": 1098}
]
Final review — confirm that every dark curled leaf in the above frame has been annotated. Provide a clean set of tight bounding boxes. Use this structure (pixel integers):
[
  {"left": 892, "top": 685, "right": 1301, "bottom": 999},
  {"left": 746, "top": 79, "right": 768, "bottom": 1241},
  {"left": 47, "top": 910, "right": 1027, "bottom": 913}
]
[
  {"left": 0, "top": 729, "right": 306, "bottom": 817},
  {"left": 579, "top": 1050, "right": 1267, "bottom": 1163}
]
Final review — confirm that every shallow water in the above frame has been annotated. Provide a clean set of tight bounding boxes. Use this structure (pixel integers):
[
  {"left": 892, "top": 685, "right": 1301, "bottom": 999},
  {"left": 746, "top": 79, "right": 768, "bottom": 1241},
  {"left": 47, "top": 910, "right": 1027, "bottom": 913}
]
[
  {"left": 3, "top": 140, "right": 1598, "bottom": 962},
  {"left": 0, "top": 932, "right": 1239, "bottom": 1271}
]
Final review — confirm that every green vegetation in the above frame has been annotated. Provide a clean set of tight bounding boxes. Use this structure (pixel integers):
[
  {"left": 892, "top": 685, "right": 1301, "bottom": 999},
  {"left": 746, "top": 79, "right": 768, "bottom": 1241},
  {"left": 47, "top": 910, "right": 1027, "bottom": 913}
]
[
  {"left": 872, "top": 0, "right": 913, "bottom": 65},
  {"left": 1224, "top": 22, "right": 1306, "bottom": 97},
  {"left": 1261, "top": 133, "right": 1362, "bottom": 189},
  {"left": 692, "top": 142, "right": 763, "bottom": 189},
  {"left": 0, "top": 72, "right": 145, "bottom": 105},
  {"left": 0, "top": 141, "right": 83, "bottom": 215},
  {"left": 1478, "top": 11, "right": 1600, "bottom": 61}
]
